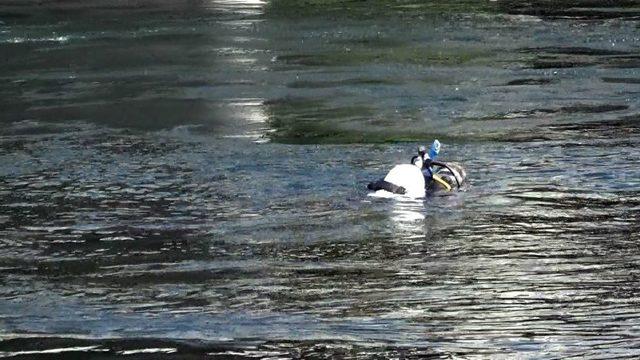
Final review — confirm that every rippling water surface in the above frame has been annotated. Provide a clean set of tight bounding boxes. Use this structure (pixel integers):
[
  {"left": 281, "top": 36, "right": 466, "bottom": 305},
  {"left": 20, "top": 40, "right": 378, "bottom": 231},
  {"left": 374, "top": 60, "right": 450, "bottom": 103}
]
[{"left": 1, "top": 0, "right": 640, "bottom": 358}]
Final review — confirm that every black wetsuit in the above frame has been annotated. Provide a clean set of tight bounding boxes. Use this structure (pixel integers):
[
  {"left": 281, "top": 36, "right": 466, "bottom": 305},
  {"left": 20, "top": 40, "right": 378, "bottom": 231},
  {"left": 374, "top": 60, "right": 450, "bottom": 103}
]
[{"left": 411, "top": 155, "right": 434, "bottom": 184}]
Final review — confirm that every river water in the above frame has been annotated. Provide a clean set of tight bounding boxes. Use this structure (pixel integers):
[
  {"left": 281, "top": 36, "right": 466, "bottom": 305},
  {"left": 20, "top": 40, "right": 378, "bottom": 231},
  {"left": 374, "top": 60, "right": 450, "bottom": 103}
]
[{"left": 1, "top": 0, "right": 640, "bottom": 358}]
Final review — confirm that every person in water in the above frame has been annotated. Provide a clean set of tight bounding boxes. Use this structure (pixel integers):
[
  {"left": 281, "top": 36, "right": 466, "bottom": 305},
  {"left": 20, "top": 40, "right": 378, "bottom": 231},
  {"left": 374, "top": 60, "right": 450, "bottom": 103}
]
[
  {"left": 368, "top": 139, "right": 460, "bottom": 195},
  {"left": 411, "top": 140, "right": 441, "bottom": 180}
]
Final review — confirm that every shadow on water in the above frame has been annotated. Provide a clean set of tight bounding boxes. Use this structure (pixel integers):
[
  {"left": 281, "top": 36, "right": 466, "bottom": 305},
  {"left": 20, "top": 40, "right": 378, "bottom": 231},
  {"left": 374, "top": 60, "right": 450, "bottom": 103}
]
[{"left": 496, "top": 0, "right": 640, "bottom": 19}]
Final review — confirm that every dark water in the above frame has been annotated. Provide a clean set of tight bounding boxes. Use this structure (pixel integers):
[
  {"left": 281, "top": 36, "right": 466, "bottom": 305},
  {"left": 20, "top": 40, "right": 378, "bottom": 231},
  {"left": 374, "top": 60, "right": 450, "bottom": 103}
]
[{"left": 1, "top": 1, "right": 640, "bottom": 358}]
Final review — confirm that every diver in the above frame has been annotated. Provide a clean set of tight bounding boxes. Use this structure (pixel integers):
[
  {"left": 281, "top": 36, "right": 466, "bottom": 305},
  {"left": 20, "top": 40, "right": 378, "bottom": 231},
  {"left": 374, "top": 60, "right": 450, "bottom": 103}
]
[
  {"left": 368, "top": 139, "right": 462, "bottom": 196},
  {"left": 367, "top": 139, "right": 463, "bottom": 196},
  {"left": 411, "top": 140, "right": 441, "bottom": 181}
]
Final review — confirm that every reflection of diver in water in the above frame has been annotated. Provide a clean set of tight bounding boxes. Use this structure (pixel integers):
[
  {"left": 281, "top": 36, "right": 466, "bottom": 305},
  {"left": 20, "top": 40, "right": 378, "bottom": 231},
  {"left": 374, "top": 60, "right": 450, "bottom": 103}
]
[{"left": 368, "top": 140, "right": 466, "bottom": 196}]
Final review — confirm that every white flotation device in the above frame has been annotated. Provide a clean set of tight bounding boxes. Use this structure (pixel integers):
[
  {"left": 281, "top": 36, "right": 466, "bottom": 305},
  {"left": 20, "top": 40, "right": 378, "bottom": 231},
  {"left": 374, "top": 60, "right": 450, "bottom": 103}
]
[{"left": 380, "top": 164, "right": 425, "bottom": 198}]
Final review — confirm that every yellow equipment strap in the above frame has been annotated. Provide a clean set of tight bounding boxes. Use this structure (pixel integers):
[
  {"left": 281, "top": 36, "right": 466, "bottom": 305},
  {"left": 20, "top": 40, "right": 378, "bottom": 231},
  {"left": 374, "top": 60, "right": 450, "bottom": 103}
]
[{"left": 432, "top": 174, "right": 452, "bottom": 191}]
